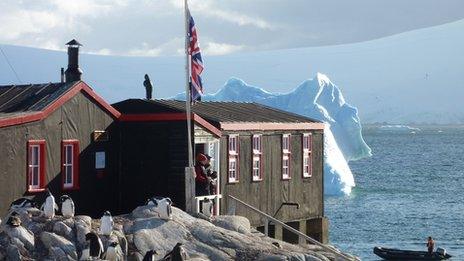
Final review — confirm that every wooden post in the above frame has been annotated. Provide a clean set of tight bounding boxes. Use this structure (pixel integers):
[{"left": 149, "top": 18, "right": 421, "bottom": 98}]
[
  {"left": 298, "top": 219, "right": 307, "bottom": 245},
  {"left": 185, "top": 167, "right": 196, "bottom": 213}
]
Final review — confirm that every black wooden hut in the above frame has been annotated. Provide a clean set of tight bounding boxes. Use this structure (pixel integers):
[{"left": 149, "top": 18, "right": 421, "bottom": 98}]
[
  {"left": 113, "top": 99, "right": 327, "bottom": 242},
  {"left": 0, "top": 40, "right": 120, "bottom": 217}
]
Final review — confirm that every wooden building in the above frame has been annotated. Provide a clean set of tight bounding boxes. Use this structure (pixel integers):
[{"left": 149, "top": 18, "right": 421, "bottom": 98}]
[
  {"left": 0, "top": 81, "right": 120, "bottom": 216},
  {"left": 113, "top": 99, "right": 327, "bottom": 242},
  {"left": 0, "top": 40, "right": 328, "bottom": 243}
]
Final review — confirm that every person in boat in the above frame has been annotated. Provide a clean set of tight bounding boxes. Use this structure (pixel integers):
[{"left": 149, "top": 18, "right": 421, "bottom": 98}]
[{"left": 427, "top": 236, "right": 435, "bottom": 255}]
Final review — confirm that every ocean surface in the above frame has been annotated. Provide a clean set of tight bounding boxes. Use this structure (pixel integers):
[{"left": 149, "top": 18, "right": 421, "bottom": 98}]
[{"left": 325, "top": 126, "right": 464, "bottom": 260}]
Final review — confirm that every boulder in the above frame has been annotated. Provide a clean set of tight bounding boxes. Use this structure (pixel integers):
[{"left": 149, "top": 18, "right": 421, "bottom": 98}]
[
  {"left": 6, "top": 244, "right": 22, "bottom": 261},
  {"left": 75, "top": 219, "right": 91, "bottom": 247},
  {"left": 40, "top": 232, "right": 77, "bottom": 260},
  {"left": 53, "top": 221, "right": 74, "bottom": 241},
  {"left": 4, "top": 226, "right": 34, "bottom": 251},
  {"left": 212, "top": 215, "right": 251, "bottom": 234}
]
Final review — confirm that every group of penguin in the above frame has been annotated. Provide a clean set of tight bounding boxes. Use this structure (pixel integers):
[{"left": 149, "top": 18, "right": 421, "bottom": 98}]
[{"left": 5, "top": 192, "right": 186, "bottom": 260}]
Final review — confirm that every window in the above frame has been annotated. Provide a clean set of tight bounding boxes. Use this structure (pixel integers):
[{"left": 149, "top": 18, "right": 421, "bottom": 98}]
[
  {"left": 252, "top": 135, "right": 262, "bottom": 181},
  {"left": 303, "top": 134, "right": 312, "bottom": 178},
  {"left": 27, "top": 140, "right": 46, "bottom": 192},
  {"left": 282, "top": 134, "right": 291, "bottom": 179},
  {"left": 228, "top": 135, "right": 239, "bottom": 182},
  {"left": 62, "top": 140, "right": 79, "bottom": 189}
]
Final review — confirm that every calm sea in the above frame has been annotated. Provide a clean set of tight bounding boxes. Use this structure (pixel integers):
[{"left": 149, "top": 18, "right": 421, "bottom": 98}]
[{"left": 325, "top": 126, "right": 464, "bottom": 260}]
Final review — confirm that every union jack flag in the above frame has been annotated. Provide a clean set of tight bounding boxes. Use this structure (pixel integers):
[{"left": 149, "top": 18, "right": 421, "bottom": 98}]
[{"left": 188, "top": 11, "right": 204, "bottom": 102}]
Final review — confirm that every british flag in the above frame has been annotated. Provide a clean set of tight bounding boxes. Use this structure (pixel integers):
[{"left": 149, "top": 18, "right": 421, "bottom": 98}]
[{"left": 188, "top": 11, "right": 204, "bottom": 102}]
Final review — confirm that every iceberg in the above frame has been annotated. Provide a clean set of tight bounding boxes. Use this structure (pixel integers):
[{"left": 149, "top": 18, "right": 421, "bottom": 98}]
[{"left": 192, "top": 73, "right": 371, "bottom": 195}]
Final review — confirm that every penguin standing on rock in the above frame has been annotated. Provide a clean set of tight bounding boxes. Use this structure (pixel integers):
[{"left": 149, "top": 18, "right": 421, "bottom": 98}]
[
  {"left": 100, "top": 210, "right": 113, "bottom": 236},
  {"left": 84, "top": 232, "right": 104, "bottom": 259},
  {"left": 9, "top": 198, "right": 36, "bottom": 210},
  {"left": 42, "top": 190, "right": 58, "bottom": 219},
  {"left": 143, "top": 249, "right": 158, "bottom": 261},
  {"left": 163, "top": 243, "right": 188, "bottom": 261},
  {"left": 103, "top": 241, "right": 124, "bottom": 261},
  {"left": 60, "top": 195, "right": 75, "bottom": 218}
]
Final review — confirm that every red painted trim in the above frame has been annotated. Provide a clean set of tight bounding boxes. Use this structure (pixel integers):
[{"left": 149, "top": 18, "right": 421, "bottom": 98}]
[
  {"left": 192, "top": 114, "right": 222, "bottom": 137},
  {"left": 220, "top": 122, "right": 325, "bottom": 131},
  {"left": 0, "top": 112, "right": 43, "bottom": 128},
  {"left": 251, "top": 135, "right": 263, "bottom": 182},
  {"left": 119, "top": 113, "right": 187, "bottom": 122},
  {"left": 61, "top": 140, "right": 80, "bottom": 191},
  {"left": 227, "top": 135, "right": 240, "bottom": 184},
  {"left": 27, "top": 140, "right": 46, "bottom": 193},
  {"left": 120, "top": 113, "right": 222, "bottom": 137},
  {"left": 282, "top": 134, "right": 292, "bottom": 180},
  {"left": 302, "top": 134, "right": 313, "bottom": 178},
  {"left": 0, "top": 81, "right": 121, "bottom": 129}
]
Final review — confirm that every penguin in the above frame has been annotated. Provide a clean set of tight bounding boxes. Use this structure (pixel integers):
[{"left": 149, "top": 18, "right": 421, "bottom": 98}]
[
  {"left": 163, "top": 243, "right": 188, "bottom": 261},
  {"left": 103, "top": 241, "right": 124, "bottom": 261},
  {"left": 146, "top": 197, "right": 172, "bottom": 220},
  {"left": 9, "top": 198, "right": 36, "bottom": 209},
  {"left": 142, "top": 249, "right": 157, "bottom": 261},
  {"left": 100, "top": 210, "right": 113, "bottom": 236},
  {"left": 60, "top": 195, "right": 75, "bottom": 218},
  {"left": 41, "top": 190, "right": 58, "bottom": 219},
  {"left": 201, "top": 197, "right": 213, "bottom": 218},
  {"left": 85, "top": 232, "right": 104, "bottom": 258}
]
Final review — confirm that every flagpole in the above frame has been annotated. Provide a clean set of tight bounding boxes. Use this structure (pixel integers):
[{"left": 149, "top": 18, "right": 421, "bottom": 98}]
[{"left": 184, "top": 0, "right": 194, "bottom": 168}]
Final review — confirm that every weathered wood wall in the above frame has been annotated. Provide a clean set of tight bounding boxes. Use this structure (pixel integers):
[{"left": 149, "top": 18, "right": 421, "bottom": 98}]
[
  {"left": 219, "top": 130, "right": 324, "bottom": 226},
  {"left": 0, "top": 92, "right": 115, "bottom": 217},
  {"left": 117, "top": 121, "right": 189, "bottom": 213}
]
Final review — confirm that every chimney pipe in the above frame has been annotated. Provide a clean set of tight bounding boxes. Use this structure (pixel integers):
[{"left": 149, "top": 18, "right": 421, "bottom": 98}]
[
  {"left": 65, "top": 39, "right": 83, "bottom": 82},
  {"left": 60, "top": 68, "right": 64, "bottom": 83}
]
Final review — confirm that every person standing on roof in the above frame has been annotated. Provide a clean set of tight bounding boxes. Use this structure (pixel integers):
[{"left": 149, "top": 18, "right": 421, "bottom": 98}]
[{"left": 143, "top": 74, "right": 153, "bottom": 100}]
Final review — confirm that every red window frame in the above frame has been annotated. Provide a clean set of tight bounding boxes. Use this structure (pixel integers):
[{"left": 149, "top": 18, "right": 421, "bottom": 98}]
[
  {"left": 62, "top": 140, "right": 80, "bottom": 190},
  {"left": 282, "top": 134, "right": 291, "bottom": 180},
  {"left": 228, "top": 135, "right": 239, "bottom": 183},
  {"left": 252, "top": 134, "right": 263, "bottom": 181},
  {"left": 27, "top": 140, "right": 46, "bottom": 193},
  {"left": 302, "top": 133, "right": 312, "bottom": 178}
]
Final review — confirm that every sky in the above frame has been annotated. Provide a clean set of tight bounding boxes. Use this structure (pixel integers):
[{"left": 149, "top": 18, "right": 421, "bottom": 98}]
[{"left": 0, "top": 0, "right": 464, "bottom": 56}]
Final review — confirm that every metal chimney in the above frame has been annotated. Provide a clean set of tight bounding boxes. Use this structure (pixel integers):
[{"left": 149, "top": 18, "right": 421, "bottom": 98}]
[{"left": 65, "top": 39, "right": 83, "bottom": 82}]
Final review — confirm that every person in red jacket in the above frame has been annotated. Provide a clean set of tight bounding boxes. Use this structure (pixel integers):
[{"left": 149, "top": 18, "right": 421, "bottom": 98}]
[{"left": 195, "top": 153, "right": 210, "bottom": 196}]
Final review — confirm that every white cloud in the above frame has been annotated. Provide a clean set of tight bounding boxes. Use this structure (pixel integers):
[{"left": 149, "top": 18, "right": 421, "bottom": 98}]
[
  {"left": 169, "top": 0, "right": 273, "bottom": 29},
  {"left": 128, "top": 42, "right": 163, "bottom": 57},
  {"left": 203, "top": 41, "right": 245, "bottom": 55}
]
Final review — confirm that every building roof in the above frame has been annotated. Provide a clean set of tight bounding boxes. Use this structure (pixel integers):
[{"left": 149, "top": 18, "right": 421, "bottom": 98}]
[
  {"left": 0, "top": 82, "right": 76, "bottom": 116},
  {"left": 0, "top": 81, "right": 121, "bottom": 128},
  {"left": 114, "top": 99, "right": 319, "bottom": 123},
  {"left": 113, "top": 99, "right": 324, "bottom": 131}
]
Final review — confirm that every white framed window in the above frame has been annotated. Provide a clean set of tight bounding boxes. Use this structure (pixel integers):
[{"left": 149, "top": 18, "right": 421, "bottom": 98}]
[
  {"left": 228, "top": 135, "right": 239, "bottom": 183},
  {"left": 29, "top": 145, "right": 40, "bottom": 189},
  {"left": 63, "top": 144, "right": 73, "bottom": 187},
  {"left": 282, "top": 134, "right": 291, "bottom": 179},
  {"left": 303, "top": 134, "right": 312, "bottom": 178},
  {"left": 252, "top": 135, "right": 262, "bottom": 181},
  {"left": 27, "top": 140, "right": 45, "bottom": 192},
  {"left": 62, "top": 140, "right": 79, "bottom": 189}
]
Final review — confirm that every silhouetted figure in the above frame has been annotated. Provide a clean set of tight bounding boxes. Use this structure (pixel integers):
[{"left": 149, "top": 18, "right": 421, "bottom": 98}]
[
  {"left": 143, "top": 74, "right": 153, "bottom": 100},
  {"left": 427, "top": 236, "right": 435, "bottom": 255}
]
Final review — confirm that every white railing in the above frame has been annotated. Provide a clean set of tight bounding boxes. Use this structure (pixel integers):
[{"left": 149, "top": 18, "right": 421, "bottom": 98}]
[
  {"left": 228, "top": 195, "right": 358, "bottom": 261},
  {"left": 195, "top": 194, "right": 222, "bottom": 215}
]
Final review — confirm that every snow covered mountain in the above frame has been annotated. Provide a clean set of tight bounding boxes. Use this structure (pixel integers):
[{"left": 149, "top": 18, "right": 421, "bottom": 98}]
[
  {"left": 1, "top": 19, "right": 463, "bottom": 124},
  {"left": 177, "top": 73, "right": 371, "bottom": 195}
]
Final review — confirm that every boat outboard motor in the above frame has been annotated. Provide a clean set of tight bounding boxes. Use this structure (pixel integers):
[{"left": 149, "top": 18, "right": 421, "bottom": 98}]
[{"left": 436, "top": 248, "right": 446, "bottom": 256}]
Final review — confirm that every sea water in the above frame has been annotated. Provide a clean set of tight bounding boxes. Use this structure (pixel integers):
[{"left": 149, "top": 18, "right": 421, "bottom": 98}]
[{"left": 326, "top": 127, "right": 464, "bottom": 260}]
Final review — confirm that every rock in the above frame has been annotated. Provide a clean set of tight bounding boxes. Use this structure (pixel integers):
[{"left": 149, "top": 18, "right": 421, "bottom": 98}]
[
  {"left": 304, "top": 254, "right": 324, "bottom": 261},
  {"left": 212, "top": 215, "right": 251, "bottom": 234},
  {"left": 4, "top": 226, "right": 35, "bottom": 251},
  {"left": 74, "top": 215, "right": 92, "bottom": 228},
  {"left": 40, "top": 232, "right": 77, "bottom": 260},
  {"left": 49, "top": 246, "right": 70, "bottom": 261},
  {"left": 53, "top": 221, "right": 74, "bottom": 240},
  {"left": 6, "top": 244, "right": 22, "bottom": 261},
  {"left": 75, "top": 220, "right": 91, "bottom": 247}
]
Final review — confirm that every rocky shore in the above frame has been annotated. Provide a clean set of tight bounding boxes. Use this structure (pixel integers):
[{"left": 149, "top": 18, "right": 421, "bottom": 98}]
[{"left": 0, "top": 204, "right": 357, "bottom": 260}]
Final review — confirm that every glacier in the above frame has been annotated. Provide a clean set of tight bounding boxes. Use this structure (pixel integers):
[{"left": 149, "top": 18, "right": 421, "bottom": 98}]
[{"left": 180, "top": 73, "right": 372, "bottom": 195}]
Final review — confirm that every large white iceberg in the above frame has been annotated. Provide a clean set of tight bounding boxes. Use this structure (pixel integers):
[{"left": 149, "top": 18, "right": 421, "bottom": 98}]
[{"left": 190, "top": 73, "right": 371, "bottom": 195}]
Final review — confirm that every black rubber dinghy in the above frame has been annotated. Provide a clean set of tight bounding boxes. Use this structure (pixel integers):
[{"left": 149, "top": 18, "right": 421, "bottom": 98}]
[{"left": 373, "top": 246, "right": 452, "bottom": 260}]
